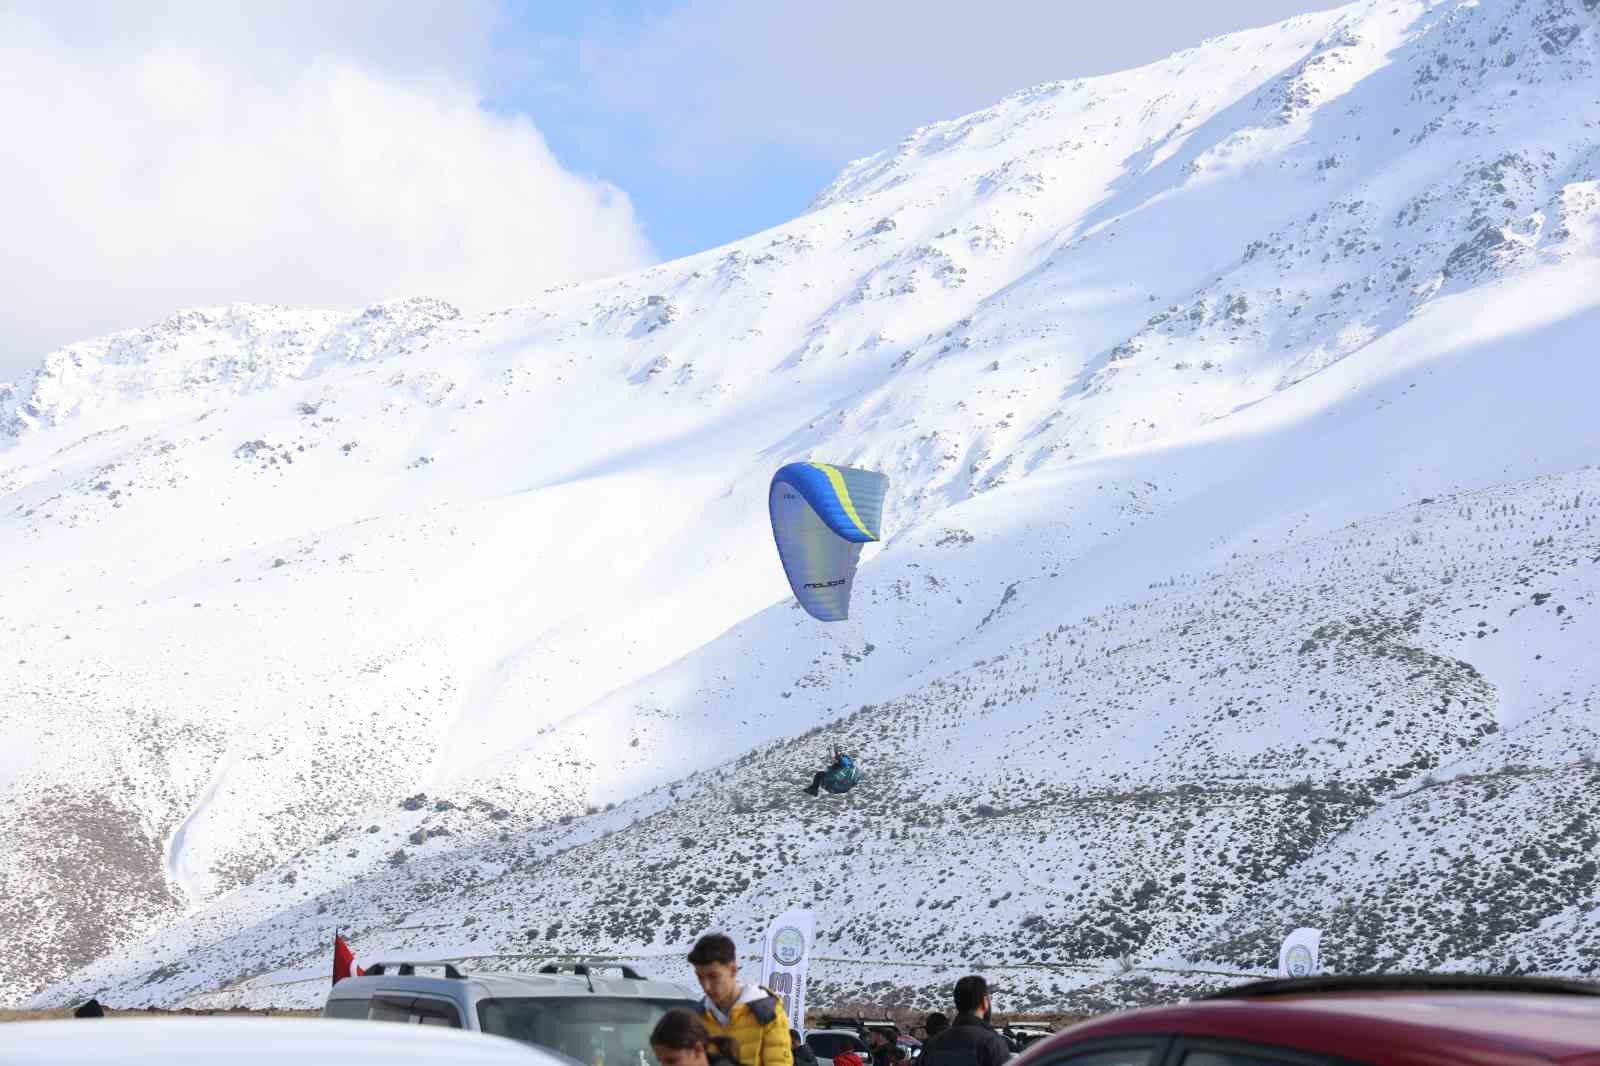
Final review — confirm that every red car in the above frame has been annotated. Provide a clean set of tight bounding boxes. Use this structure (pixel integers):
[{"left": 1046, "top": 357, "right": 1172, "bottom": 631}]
[{"left": 1019, "top": 976, "right": 1600, "bottom": 1066}]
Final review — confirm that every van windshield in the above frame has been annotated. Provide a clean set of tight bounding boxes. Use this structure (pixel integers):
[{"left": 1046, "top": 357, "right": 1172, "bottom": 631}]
[{"left": 477, "top": 996, "right": 695, "bottom": 1066}]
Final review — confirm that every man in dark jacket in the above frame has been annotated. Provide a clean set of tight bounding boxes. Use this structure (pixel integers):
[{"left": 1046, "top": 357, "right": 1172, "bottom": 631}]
[{"left": 917, "top": 977, "right": 1010, "bottom": 1066}]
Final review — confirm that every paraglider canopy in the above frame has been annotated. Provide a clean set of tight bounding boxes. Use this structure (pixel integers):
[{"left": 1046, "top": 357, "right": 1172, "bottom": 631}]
[{"left": 769, "top": 462, "right": 888, "bottom": 621}]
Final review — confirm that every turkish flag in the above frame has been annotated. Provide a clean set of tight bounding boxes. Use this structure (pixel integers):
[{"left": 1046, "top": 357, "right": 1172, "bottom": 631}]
[{"left": 333, "top": 932, "right": 365, "bottom": 985}]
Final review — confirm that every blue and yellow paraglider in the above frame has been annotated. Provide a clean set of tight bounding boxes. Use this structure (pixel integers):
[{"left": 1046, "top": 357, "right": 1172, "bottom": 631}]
[{"left": 769, "top": 462, "right": 889, "bottom": 621}]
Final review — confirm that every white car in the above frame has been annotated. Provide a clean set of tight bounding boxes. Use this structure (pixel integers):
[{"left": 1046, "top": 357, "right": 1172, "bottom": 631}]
[
  {"left": 804, "top": 1028, "right": 872, "bottom": 1063},
  {"left": 0, "top": 1017, "right": 559, "bottom": 1065}
]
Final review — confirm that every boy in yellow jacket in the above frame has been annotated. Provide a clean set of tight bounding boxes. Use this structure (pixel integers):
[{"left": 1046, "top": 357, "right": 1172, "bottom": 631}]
[{"left": 689, "top": 933, "right": 795, "bottom": 1066}]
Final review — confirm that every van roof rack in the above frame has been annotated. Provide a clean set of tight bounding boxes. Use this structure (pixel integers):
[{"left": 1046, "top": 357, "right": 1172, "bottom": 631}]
[
  {"left": 1202, "top": 974, "right": 1600, "bottom": 1000},
  {"left": 537, "top": 960, "right": 647, "bottom": 991},
  {"left": 364, "top": 961, "right": 466, "bottom": 979},
  {"left": 537, "top": 961, "right": 645, "bottom": 980}
]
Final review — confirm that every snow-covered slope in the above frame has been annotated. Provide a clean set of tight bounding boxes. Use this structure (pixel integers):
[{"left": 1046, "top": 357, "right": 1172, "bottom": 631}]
[{"left": 7, "top": 0, "right": 1600, "bottom": 1010}]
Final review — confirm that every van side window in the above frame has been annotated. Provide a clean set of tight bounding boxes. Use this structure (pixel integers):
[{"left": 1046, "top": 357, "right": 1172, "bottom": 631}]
[
  {"left": 369, "top": 995, "right": 416, "bottom": 1023},
  {"left": 322, "top": 999, "right": 369, "bottom": 1021},
  {"left": 412, "top": 997, "right": 463, "bottom": 1028}
]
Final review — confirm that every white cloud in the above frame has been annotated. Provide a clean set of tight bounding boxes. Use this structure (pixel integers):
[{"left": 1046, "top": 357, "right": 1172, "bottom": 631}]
[{"left": 0, "top": 4, "right": 654, "bottom": 381}]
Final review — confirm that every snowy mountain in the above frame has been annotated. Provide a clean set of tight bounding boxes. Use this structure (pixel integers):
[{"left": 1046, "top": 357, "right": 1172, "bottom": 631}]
[{"left": 6, "top": 0, "right": 1600, "bottom": 1011}]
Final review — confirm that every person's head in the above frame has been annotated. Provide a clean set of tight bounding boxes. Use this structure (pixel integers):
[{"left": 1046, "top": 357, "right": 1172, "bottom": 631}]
[
  {"left": 868, "top": 1030, "right": 889, "bottom": 1048},
  {"left": 688, "top": 933, "right": 740, "bottom": 1004},
  {"left": 651, "top": 1008, "right": 715, "bottom": 1066},
  {"left": 953, "top": 975, "right": 991, "bottom": 1019},
  {"left": 923, "top": 1012, "right": 948, "bottom": 1039},
  {"left": 790, "top": 1029, "right": 805, "bottom": 1049}
]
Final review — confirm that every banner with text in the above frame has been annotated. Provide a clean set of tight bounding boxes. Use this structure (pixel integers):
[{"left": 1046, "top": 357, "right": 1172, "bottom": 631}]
[{"left": 760, "top": 908, "right": 815, "bottom": 1032}]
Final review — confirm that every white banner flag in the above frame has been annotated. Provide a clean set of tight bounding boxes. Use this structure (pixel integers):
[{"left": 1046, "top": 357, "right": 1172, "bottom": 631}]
[
  {"left": 760, "top": 908, "right": 815, "bottom": 1034},
  {"left": 1277, "top": 927, "right": 1322, "bottom": 978}
]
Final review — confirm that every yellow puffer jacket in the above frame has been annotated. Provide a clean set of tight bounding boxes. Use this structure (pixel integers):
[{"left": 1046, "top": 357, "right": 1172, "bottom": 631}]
[{"left": 701, "top": 987, "right": 794, "bottom": 1066}]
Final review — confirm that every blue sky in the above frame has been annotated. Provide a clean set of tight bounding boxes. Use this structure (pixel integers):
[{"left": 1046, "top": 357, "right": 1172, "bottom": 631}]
[
  {"left": 478, "top": 1, "right": 842, "bottom": 260},
  {"left": 479, "top": 0, "right": 1341, "bottom": 260},
  {"left": 0, "top": 0, "right": 1339, "bottom": 377}
]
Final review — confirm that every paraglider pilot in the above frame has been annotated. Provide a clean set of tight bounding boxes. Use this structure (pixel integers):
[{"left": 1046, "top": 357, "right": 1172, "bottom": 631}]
[{"left": 803, "top": 746, "right": 860, "bottom": 797}]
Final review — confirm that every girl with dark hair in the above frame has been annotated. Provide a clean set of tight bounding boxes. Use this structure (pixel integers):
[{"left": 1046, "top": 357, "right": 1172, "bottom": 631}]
[{"left": 652, "top": 1007, "right": 743, "bottom": 1066}]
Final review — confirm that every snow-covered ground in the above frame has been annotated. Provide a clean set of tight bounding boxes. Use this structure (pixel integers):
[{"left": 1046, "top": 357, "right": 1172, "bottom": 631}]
[{"left": 5, "top": 0, "right": 1600, "bottom": 1010}]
